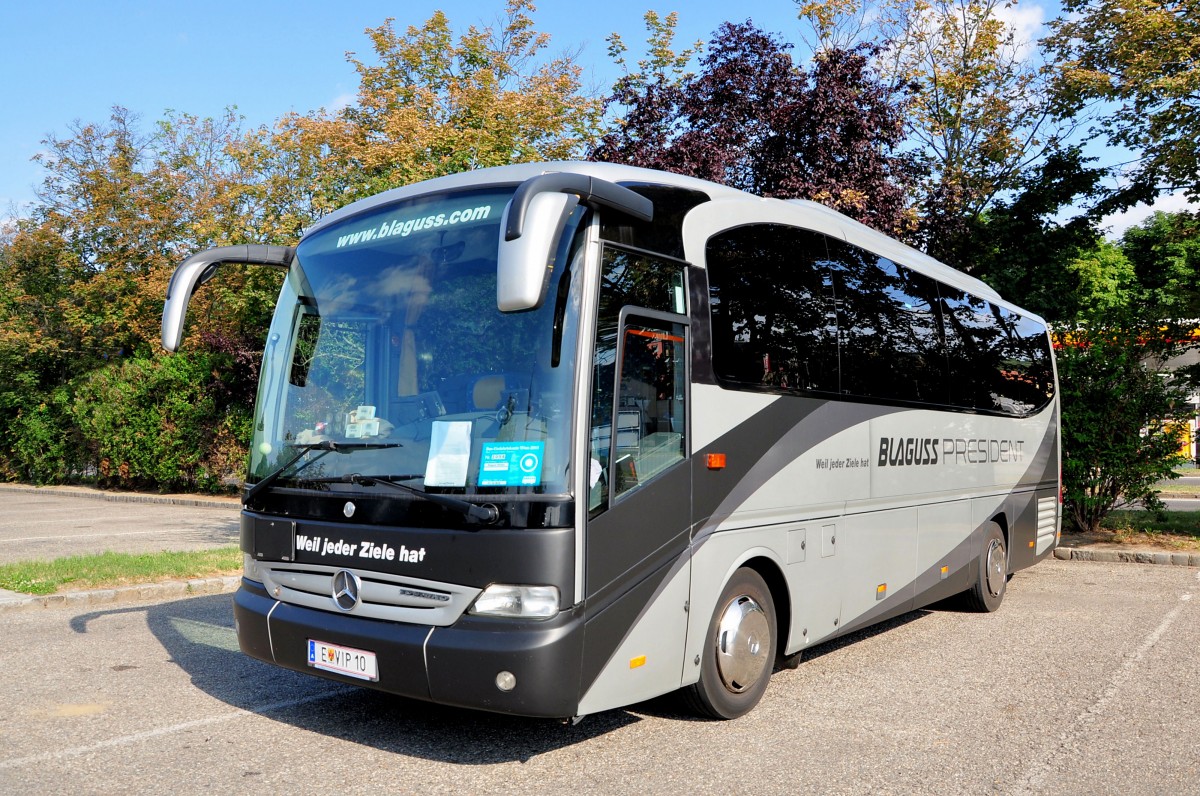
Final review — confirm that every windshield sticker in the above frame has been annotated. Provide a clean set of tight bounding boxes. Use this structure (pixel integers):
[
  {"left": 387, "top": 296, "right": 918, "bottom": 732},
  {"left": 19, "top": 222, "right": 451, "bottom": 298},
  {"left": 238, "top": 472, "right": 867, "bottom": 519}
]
[
  {"left": 425, "top": 420, "right": 473, "bottom": 487},
  {"left": 335, "top": 203, "right": 498, "bottom": 250},
  {"left": 478, "top": 441, "right": 545, "bottom": 487},
  {"left": 345, "top": 405, "right": 379, "bottom": 438}
]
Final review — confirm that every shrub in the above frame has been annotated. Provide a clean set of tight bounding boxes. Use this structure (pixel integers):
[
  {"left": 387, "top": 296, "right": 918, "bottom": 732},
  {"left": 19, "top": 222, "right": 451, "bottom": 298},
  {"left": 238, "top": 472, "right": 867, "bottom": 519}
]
[
  {"left": 5, "top": 387, "right": 84, "bottom": 483},
  {"left": 71, "top": 353, "right": 248, "bottom": 493},
  {"left": 1059, "top": 315, "right": 1196, "bottom": 532}
]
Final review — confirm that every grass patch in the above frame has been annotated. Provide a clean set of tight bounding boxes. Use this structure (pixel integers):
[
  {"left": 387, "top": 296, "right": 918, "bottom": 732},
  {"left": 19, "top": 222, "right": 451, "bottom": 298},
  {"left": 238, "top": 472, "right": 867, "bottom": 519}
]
[
  {"left": 0, "top": 547, "right": 242, "bottom": 596},
  {"left": 1099, "top": 510, "right": 1200, "bottom": 550},
  {"left": 1154, "top": 481, "right": 1200, "bottom": 497}
]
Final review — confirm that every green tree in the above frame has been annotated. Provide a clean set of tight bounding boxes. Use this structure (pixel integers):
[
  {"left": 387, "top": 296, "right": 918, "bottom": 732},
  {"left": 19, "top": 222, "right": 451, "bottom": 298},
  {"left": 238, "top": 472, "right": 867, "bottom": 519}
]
[
  {"left": 26, "top": 106, "right": 275, "bottom": 361},
  {"left": 0, "top": 222, "right": 83, "bottom": 480},
  {"left": 71, "top": 353, "right": 250, "bottom": 492},
  {"left": 1058, "top": 310, "right": 1196, "bottom": 532},
  {"left": 31, "top": 108, "right": 167, "bottom": 361},
  {"left": 1065, "top": 239, "right": 1137, "bottom": 317},
  {"left": 1119, "top": 210, "right": 1200, "bottom": 317},
  {"left": 1048, "top": 0, "right": 1200, "bottom": 205},
  {"left": 964, "top": 147, "right": 1106, "bottom": 319},
  {"left": 2, "top": 3, "right": 599, "bottom": 490},
  {"left": 0, "top": 104, "right": 276, "bottom": 485},
  {"left": 246, "top": 0, "right": 603, "bottom": 223},
  {"left": 796, "top": 0, "right": 1074, "bottom": 264}
]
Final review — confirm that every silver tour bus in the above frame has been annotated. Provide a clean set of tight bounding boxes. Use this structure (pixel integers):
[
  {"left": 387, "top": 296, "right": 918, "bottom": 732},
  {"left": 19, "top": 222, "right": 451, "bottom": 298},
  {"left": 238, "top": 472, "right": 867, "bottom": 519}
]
[{"left": 162, "top": 161, "right": 1060, "bottom": 720}]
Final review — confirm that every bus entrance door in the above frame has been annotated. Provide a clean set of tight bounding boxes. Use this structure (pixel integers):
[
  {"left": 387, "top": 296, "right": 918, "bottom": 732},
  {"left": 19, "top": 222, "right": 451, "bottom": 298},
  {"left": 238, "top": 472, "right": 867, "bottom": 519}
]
[{"left": 577, "top": 312, "right": 692, "bottom": 714}]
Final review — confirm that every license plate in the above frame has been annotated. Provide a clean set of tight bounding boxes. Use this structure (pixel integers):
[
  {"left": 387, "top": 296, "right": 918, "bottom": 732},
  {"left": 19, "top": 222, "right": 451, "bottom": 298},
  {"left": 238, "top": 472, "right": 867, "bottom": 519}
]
[{"left": 307, "top": 639, "right": 378, "bottom": 681}]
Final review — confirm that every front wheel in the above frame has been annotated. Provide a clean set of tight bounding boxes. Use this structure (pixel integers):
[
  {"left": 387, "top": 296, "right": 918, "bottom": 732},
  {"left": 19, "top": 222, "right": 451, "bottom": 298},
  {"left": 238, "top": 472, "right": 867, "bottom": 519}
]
[
  {"left": 683, "top": 567, "right": 777, "bottom": 719},
  {"left": 962, "top": 522, "right": 1007, "bottom": 612}
]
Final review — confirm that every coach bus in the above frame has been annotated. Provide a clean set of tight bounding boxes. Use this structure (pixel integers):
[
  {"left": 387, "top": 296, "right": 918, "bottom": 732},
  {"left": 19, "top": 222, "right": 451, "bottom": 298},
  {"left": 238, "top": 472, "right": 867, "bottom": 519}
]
[{"left": 161, "top": 161, "right": 1060, "bottom": 720}]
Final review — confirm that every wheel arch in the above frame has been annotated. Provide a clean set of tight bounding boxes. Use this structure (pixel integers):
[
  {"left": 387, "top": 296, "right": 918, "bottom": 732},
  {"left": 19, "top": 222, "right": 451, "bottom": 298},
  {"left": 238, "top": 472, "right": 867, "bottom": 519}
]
[
  {"left": 738, "top": 555, "right": 791, "bottom": 665},
  {"left": 684, "top": 539, "right": 791, "bottom": 690},
  {"left": 988, "top": 511, "right": 1012, "bottom": 573},
  {"left": 990, "top": 510, "right": 1010, "bottom": 544}
]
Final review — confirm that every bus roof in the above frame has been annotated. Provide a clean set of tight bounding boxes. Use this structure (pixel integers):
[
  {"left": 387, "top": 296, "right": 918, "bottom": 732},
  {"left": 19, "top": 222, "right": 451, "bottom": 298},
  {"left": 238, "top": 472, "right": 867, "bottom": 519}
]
[{"left": 304, "top": 160, "right": 1016, "bottom": 315}]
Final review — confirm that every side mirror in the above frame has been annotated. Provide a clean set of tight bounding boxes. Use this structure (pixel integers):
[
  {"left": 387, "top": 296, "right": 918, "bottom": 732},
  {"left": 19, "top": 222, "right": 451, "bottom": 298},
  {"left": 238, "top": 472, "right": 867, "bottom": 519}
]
[
  {"left": 496, "top": 192, "right": 579, "bottom": 312},
  {"left": 161, "top": 244, "right": 294, "bottom": 352},
  {"left": 496, "top": 172, "right": 654, "bottom": 312}
]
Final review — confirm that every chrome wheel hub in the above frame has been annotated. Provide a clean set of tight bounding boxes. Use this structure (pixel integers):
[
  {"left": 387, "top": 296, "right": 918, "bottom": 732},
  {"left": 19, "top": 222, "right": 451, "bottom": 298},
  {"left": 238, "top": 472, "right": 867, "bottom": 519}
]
[
  {"left": 715, "top": 594, "right": 770, "bottom": 693},
  {"left": 985, "top": 538, "right": 1006, "bottom": 598}
]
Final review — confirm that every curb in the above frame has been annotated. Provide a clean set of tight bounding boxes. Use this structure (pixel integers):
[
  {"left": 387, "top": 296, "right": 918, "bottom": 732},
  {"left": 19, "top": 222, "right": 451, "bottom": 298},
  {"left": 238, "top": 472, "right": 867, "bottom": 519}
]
[
  {"left": 0, "top": 482, "right": 239, "bottom": 509},
  {"left": 0, "top": 575, "right": 241, "bottom": 614},
  {"left": 1053, "top": 548, "right": 1200, "bottom": 567}
]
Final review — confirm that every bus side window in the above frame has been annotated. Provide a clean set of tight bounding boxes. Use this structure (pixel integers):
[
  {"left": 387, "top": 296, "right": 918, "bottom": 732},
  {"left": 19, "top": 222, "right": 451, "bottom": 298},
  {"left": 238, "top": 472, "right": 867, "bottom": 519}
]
[
  {"left": 706, "top": 224, "right": 839, "bottom": 394},
  {"left": 612, "top": 318, "right": 688, "bottom": 499},
  {"left": 589, "top": 245, "right": 687, "bottom": 517},
  {"left": 940, "top": 290, "right": 1007, "bottom": 412},
  {"left": 993, "top": 308, "right": 1056, "bottom": 414},
  {"left": 826, "top": 240, "right": 948, "bottom": 404}
]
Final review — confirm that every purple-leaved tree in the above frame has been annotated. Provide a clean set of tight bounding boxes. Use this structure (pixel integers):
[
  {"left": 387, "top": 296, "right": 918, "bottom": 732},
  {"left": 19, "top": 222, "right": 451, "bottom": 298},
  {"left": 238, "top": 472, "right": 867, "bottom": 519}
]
[{"left": 592, "top": 20, "right": 917, "bottom": 238}]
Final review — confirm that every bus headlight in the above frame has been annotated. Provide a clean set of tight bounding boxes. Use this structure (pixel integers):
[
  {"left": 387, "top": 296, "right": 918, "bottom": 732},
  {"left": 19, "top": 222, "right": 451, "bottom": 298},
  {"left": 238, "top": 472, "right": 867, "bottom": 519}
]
[
  {"left": 469, "top": 584, "right": 559, "bottom": 619},
  {"left": 243, "top": 553, "right": 262, "bottom": 584}
]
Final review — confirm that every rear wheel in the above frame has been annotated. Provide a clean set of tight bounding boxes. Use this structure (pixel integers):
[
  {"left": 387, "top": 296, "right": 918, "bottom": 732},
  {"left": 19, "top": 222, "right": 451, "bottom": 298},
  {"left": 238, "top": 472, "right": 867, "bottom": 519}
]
[
  {"left": 683, "top": 567, "right": 777, "bottom": 719},
  {"left": 962, "top": 522, "right": 1007, "bottom": 612}
]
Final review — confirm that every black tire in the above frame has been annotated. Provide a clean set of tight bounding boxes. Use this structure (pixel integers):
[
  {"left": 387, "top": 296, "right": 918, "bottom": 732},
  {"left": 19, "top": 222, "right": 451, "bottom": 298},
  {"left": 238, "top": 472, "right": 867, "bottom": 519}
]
[
  {"left": 683, "top": 567, "right": 777, "bottom": 720},
  {"left": 962, "top": 522, "right": 1007, "bottom": 613}
]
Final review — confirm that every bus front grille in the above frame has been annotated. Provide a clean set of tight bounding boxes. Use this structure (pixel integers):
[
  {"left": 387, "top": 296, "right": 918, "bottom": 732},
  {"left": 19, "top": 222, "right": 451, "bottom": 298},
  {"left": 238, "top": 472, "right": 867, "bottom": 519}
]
[{"left": 258, "top": 562, "right": 481, "bottom": 626}]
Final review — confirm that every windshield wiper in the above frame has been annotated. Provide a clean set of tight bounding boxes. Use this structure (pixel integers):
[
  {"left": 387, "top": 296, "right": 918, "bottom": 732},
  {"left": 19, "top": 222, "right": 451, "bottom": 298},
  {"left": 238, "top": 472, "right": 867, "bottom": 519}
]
[
  {"left": 243, "top": 440, "right": 403, "bottom": 504},
  {"left": 344, "top": 474, "right": 499, "bottom": 524}
]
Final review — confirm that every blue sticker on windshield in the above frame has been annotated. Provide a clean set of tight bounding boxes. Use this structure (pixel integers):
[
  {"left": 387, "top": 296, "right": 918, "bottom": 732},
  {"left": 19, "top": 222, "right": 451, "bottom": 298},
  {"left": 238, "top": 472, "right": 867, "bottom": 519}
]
[{"left": 478, "top": 441, "right": 545, "bottom": 487}]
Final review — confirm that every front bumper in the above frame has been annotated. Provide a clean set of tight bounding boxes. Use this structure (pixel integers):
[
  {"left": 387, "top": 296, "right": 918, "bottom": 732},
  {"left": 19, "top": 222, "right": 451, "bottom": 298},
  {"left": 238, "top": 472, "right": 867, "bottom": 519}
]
[{"left": 234, "top": 578, "right": 585, "bottom": 718}]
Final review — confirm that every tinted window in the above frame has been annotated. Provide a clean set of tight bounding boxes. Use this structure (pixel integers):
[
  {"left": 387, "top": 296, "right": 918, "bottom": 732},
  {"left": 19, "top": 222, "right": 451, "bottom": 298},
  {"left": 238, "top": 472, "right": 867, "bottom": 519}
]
[
  {"left": 600, "top": 185, "right": 709, "bottom": 258},
  {"left": 939, "top": 293, "right": 1056, "bottom": 414},
  {"left": 993, "top": 309, "right": 1055, "bottom": 413},
  {"left": 706, "top": 223, "right": 1053, "bottom": 415},
  {"left": 825, "top": 240, "right": 948, "bottom": 404},
  {"left": 706, "top": 225, "right": 839, "bottom": 393},
  {"left": 939, "top": 290, "right": 1010, "bottom": 411}
]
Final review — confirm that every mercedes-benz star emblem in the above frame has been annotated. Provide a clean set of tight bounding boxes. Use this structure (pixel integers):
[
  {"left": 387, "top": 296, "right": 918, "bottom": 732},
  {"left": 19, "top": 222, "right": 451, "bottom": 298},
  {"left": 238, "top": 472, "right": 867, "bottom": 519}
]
[
  {"left": 331, "top": 570, "right": 362, "bottom": 611},
  {"left": 343, "top": 501, "right": 356, "bottom": 518}
]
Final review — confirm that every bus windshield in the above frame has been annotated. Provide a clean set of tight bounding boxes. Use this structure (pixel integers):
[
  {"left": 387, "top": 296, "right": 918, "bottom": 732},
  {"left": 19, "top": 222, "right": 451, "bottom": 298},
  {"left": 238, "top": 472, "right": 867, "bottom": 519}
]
[{"left": 248, "top": 187, "right": 586, "bottom": 498}]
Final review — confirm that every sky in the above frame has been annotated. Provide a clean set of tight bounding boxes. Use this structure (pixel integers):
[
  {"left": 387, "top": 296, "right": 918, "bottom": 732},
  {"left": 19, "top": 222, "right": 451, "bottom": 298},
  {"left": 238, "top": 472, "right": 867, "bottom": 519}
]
[{"left": 0, "top": 0, "right": 1187, "bottom": 236}]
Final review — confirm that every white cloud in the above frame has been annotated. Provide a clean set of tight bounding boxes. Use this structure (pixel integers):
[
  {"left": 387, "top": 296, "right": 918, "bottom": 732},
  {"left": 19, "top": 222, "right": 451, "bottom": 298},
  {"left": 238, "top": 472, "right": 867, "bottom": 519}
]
[
  {"left": 1102, "top": 192, "right": 1198, "bottom": 239},
  {"left": 994, "top": 1, "right": 1047, "bottom": 62},
  {"left": 899, "top": 0, "right": 1052, "bottom": 67}
]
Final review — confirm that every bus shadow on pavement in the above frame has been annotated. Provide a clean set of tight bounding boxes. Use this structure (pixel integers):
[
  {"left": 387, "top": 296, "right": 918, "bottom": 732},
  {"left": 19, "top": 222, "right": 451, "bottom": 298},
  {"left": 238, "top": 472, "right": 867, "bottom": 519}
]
[
  {"left": 70, "top": 593, "right": 639, "bottom": 762},
  {"left": 797, "top": 608, "right": 934, "bottom": 663},
  {"left": 628, "top": 608, "right": 938, "bottom": 721}
]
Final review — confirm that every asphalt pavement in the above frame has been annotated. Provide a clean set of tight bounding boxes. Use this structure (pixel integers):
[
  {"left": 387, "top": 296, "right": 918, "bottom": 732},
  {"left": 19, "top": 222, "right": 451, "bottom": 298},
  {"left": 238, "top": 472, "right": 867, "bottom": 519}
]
[
  {"left": 1, "top": 558, "right": 1196, "bottom": 794},
  {"left": 0, "top": 485, "right": 238, "bottom": 564},
  {"left": 0, "top": 485, "right": 239, "bottom": 610},
  {"left": 0, "top": 484, "right": 1197, "bottom": 794}
]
